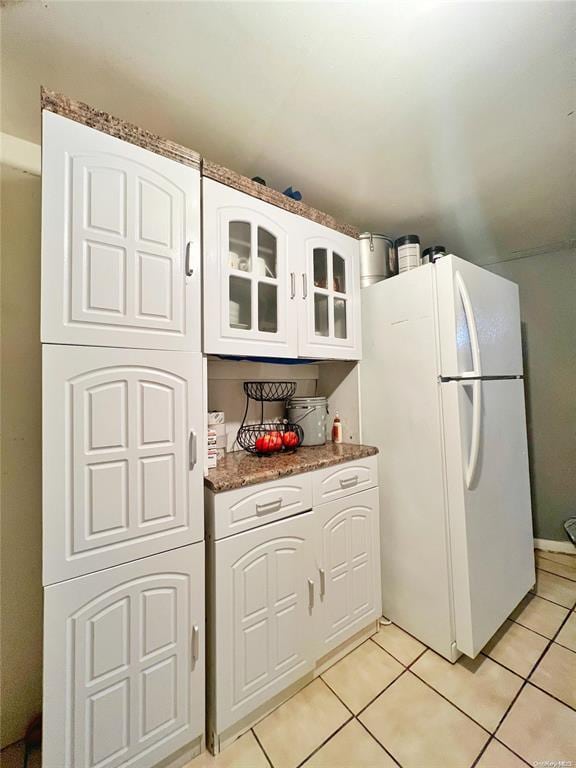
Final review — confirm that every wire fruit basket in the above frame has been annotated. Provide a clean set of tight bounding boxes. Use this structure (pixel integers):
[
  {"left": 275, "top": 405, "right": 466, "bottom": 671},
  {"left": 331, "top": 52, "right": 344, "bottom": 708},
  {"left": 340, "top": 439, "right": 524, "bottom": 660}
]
[
  {"left": 243, "top": 381, "right": 297, "bottom": 402},
  {"left": 237, "top": 381, "right": 303, "bottom": 456},
  {"left": 236, "top": 422, "right": 304, "bottom": 456}
]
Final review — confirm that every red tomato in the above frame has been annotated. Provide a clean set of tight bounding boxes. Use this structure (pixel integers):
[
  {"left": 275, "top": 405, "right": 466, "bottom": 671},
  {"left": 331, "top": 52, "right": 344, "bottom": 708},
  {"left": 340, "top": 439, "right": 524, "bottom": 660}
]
[
  {"left": 282, "top": 431, "right": 299, "bottom": 448},
  {"left": 255, "top": 435, "right": 271, "bottom": 453},
  {"left": 268, "top": 431, "right": 283, "bottom": 441},
  {"left": 270, "top": 435, "right": 283, "bottom": 451}
]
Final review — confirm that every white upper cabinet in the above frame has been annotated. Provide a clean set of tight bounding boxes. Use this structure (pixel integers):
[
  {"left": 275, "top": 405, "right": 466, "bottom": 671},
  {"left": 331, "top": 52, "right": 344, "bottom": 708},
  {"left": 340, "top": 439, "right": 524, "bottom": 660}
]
[
  {"left": 44, "top": 543, "right": 204, "bottom": 768},
  {"left": 203, "top": 179, "right": 361, "bottom": 360},
  {"left": 203, "top": 179, "right": 298, "bottom": 358},
  {"left": 42, "top": 111, "right": 201, "bottom": 351},
  {"left": 43, "top": 344, "right": 204, "bottom": 585},
  {"left": 298, "top": 221, "right": 362, "bottom": 360}
]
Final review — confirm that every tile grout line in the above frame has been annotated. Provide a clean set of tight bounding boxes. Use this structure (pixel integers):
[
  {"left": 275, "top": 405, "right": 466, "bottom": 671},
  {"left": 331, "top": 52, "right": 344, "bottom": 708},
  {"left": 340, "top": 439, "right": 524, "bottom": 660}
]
[
  {"left": 489, "top": 599, "right": 576, "bottom": 764},
  {"left": 293, "top": 715, "right": 354, "bottom": 768},
  {"left": 251, "top": 727, "right": 275, "bottom": 768},
  {"left": 368, "top": 635, "right": 427, "bottom": 668},
  {"left": 354, "top": 646, "right": 428, "bottom": 718},
  {"left": 534, "top": 563, "right": 576, "bottom": 583},
  {"left": 244, "top": 594, "right": 576, "bottom": 768},
  {"left": 355, "top": 717, "right": 403, "bottom": 767},
  {"left": 507, "top": 613, "right": 569, "bottom": 641},
  {"left": 316, "top": 675, "right": 356, "bottom": 717}
]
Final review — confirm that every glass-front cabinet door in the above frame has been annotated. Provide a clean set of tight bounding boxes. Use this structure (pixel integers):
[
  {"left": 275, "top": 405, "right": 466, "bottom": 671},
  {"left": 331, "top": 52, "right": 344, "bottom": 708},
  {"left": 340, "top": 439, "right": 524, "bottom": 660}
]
[
  {"left": 203, "top": 179, "right": 298, "bottom": 357},
  {"left": 299, "top": 225, "right": 361, "bottom": 359}
]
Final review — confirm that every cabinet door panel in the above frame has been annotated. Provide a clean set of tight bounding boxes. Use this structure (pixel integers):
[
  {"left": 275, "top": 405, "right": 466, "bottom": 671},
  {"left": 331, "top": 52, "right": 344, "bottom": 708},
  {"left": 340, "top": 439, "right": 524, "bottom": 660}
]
[
  {"left": 298, "top": 221, "right": 362, "bottom": 360},
  {"left": 43, "top": 344, "right": 204, "bottom": 584},
  {"left": 203, "top": 179, "right": 298, "bottom": 358},
  {"left": 214, "top": 513, "right": 315, "bottom": 732},
  {"left": 42, "top": 111, "right": 200, "bottom": 350},
  {"left": 316, "top": 489, "right": 381, "bottom": 656},
  {"left": 43, "top": 544, "right": 204, "bottom": 768}
]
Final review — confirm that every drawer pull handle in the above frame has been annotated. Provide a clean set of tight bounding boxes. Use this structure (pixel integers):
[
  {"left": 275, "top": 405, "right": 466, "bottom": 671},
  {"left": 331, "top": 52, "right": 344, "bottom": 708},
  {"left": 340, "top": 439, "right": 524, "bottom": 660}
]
[
  {"left": 308, "top": 578, "right": 315, "bottom": 609},
  {"left": 256, "top": 498, "right": 283, "bottom": 515},
  {"left": 191, "top": 625, "right": 200, "bottom": 663},
  {"left": 319, "top": 568, "right": 326, "bottom": 598},
  {"left": 339, "top": 475, "right": 359, "bottom": 489},
  {"left": 290, "top": 272, "right": 296, "bottom": 300}
]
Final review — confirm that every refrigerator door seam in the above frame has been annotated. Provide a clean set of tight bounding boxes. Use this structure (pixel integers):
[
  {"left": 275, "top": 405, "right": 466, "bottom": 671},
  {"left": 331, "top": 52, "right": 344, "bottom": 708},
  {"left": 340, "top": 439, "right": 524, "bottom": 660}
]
[{"left": 432, "top": 266, "right": 459, "bottom": 657}]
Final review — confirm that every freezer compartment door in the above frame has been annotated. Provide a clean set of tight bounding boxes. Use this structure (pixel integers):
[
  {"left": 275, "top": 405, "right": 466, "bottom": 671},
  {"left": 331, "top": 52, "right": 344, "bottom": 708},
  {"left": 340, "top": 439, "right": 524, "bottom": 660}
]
[
  {"left": 441, "top": 378, "right": 535, "bottom": 657},
  {"left": 435, "top": 255, "right": 524, "bottom": 377}
]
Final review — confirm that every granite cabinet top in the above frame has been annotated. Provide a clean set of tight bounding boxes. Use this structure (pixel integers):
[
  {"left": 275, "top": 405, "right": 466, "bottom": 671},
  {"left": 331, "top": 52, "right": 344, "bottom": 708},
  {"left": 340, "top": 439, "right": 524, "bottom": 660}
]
[
  {"left": 204, "top": 443, "right": 378, "bottom": 493},
  {"left": 41, "top": 88, "right": 358, "bottom": 237}
]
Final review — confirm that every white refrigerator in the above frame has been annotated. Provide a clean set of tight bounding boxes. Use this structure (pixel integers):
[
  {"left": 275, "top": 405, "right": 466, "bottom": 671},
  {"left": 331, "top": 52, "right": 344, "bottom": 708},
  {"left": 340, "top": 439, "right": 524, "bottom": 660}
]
[{"left": 361, "top": 254, "right": 535, "bottom": 661}]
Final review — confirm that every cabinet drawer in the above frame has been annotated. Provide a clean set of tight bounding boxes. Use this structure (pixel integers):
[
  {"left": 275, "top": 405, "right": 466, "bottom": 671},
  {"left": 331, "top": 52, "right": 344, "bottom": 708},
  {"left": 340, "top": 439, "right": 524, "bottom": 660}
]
[
  {"left": 313, "top": 455, "right": 378, "bottom": 506},
  {"left": 207, "top": 474, "right": 313, "bottom": 539}
]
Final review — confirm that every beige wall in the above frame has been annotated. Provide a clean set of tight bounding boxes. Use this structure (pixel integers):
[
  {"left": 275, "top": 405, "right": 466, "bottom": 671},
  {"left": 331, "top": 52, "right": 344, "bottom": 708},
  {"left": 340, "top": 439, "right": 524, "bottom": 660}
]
[
  {"left": 0, "top": 163, "right": 43, "bottom": 747},
  {"left": 486, "top": 248, "right": 576, "bottom": 542}
]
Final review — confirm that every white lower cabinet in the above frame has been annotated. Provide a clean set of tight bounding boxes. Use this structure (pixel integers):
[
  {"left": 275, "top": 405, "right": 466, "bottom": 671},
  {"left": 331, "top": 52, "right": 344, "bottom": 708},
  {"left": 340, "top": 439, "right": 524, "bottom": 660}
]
[
  {"left": 43, "top": 543, "right": 205, "bottom": 768},
  {"left": 208, "top": 465, "right": 381, "bottom": 745},
  {"left": 212, "top": 512, "right": 316, "bottom": 733},
  {"left": 316, "top": 488, "right": 381, "bottom": 656}
]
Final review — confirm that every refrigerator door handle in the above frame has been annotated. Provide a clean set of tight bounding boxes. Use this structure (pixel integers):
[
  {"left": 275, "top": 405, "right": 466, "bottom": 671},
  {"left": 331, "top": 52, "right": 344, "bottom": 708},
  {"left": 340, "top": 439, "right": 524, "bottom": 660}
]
[
  {"left": 455, "top": 271, "right": 482, "bottom": 377},
  {"left": 465, "top": 380, "right": 482, "bottom": 489}
]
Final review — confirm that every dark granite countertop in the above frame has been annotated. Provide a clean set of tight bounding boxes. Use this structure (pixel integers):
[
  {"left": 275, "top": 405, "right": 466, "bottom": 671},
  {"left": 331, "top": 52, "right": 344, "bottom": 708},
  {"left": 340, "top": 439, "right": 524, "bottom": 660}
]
[{"left": 204, "top": 443, "right": 378, "bottom": 493}]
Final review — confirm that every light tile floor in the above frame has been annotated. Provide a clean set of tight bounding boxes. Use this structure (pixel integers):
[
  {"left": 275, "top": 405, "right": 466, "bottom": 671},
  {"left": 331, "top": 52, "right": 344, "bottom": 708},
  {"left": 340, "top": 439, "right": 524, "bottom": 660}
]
[
  {"left": 188, "top": 552, "right": 576, "bottom": 768},
  {"left": 2, "top": 554, "right": 574, "bottom": 768}
]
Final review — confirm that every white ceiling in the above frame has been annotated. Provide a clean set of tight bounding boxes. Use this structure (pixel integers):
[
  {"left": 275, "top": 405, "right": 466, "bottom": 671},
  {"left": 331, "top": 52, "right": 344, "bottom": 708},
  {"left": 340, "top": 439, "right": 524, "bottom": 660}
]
[{"left": 2, "top": 0, "right": 575, "bottom": 264}]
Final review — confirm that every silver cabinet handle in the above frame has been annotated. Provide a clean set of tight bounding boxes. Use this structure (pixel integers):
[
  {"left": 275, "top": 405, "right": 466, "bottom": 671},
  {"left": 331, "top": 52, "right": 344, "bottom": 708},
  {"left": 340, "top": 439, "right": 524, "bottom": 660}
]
[
  {"left": 319, "top": 568, "right": 326, "bottom": 598},
  {"left": 302, "top": 273, "right": 308, "bottom": 299},
  {"left": 308, "top": 578, "right": 315, "bottom": 609},
  {"left": 256, "top": 498, "right": 283, "bottom": 515},
  {"left": 339, "top": 475, "right": 359, "bottom": 489},
  {"left": 191, "top": 625, "right": 200, "bottom": 662},
  {"left": 185, "top": 241, "right": 194, "bottom": 276},
  {"left": 189, "top": 430, "right": 197, "bottom": 469},
  {"left": 290, "top": 272, "right": 296, "bottom": 300}
]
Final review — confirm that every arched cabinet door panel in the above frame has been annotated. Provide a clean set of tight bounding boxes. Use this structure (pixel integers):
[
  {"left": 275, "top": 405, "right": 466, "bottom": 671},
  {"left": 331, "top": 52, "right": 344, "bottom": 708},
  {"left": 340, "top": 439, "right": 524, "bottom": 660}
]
[
  {"left": 297, "top": 221, "right": 362, "bottom": 360},
  {"left": 213, "top": 512, "right": 316, "bottom": 733},
  {"left": 43, "top": 543, "right": 204, "bottom": 768},
  {"left": 203, "top": 179, "right": 298, "bottom": 358},
  {"left": 42, "top": 111, "right": 200, "bottom": 351},
  {"left": 43, "top": 344, "right": 204, "bottom": 584},
  {"left": 315, "top": 488, "right": 381, "bottom": 655}
]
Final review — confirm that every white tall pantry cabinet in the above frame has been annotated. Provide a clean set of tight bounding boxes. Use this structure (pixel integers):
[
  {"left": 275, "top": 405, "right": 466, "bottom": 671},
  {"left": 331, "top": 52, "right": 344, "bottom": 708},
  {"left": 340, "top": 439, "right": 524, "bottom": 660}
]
[{"left": 41, "top": 111, "right": 205, "bottom": 768}]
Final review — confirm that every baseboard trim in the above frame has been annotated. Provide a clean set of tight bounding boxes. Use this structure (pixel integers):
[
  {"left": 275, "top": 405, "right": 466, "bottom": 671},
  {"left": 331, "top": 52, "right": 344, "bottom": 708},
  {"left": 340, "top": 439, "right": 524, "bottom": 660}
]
[{"left": 534, "top": 538, "right": 576, "bottom": 554}]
